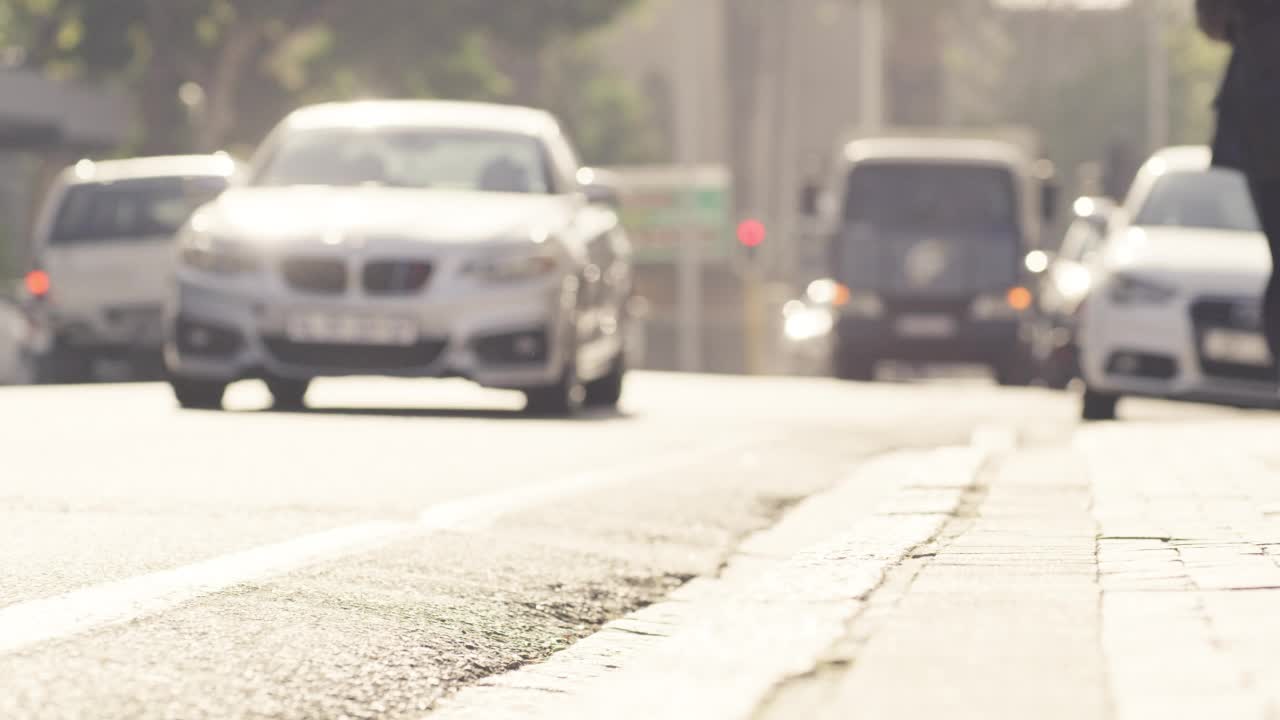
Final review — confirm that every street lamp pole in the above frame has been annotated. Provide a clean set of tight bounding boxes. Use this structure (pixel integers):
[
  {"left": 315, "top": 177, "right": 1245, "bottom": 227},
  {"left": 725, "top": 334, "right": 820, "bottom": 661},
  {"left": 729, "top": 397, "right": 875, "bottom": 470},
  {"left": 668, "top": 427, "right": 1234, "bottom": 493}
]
[
  {"left": 860, "top": 0, "right": 885, "bottom": 132},
  {"left": 1146, "top": 0, "right": 1170, "bottom": 152}
]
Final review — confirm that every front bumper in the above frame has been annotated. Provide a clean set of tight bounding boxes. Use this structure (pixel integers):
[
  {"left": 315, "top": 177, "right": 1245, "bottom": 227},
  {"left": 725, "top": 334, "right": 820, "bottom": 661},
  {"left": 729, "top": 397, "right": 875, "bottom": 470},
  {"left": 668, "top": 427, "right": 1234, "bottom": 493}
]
[
  {"left": 165, "top": 272, "right": 575, "bottom": 389},
  {"left": 835, "top": 315, "right": 1024, "bottom": 363},
  {"left": 1080, "top": 294, "right": 1278, "bottom": 408},
  {"left": 37, "top": 303, "right": 165, "bottom": 353}
]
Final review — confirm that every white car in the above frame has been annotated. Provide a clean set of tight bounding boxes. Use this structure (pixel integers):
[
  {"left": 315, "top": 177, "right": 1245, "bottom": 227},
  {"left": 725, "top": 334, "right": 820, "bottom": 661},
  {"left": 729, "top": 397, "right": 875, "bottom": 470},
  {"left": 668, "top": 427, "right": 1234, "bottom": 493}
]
[
  {"left": 165, "top": 100, "right": 633, "bottom": 414},
  {"left": 1080, "top": 146, "right": 1273, "bottom": 420},
  {"left": 28, "top": 155, "right": 238, "bottom": 382}
]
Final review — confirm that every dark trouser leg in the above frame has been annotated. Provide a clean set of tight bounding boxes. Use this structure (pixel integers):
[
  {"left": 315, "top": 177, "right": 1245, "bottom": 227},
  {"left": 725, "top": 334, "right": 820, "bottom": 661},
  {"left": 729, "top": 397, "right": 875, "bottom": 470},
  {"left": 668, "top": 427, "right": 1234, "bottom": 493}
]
[{"left": 1248, "top": 179, "right": 1280, "bottom": 363}]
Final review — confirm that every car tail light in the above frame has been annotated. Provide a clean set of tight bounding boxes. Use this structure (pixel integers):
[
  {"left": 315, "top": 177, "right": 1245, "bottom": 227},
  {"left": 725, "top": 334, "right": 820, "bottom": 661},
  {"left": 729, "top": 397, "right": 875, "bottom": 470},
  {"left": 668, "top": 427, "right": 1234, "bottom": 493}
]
[{"left": 25, "top": 270, "right": 50, "bottom": 299}]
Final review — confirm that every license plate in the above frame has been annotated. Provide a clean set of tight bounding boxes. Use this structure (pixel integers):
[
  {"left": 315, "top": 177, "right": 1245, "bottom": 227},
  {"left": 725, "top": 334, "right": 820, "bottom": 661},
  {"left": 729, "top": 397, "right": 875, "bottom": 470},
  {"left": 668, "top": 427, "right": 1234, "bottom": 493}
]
[
  {"left": 1202, "top": 328, "right": 1272, "bottom": 366},
  {"left": 285, "top": 312, "right": 419, "bottom": 346},
  {"left": 895, "top": 314, "right": 958, "bottom": 339}
]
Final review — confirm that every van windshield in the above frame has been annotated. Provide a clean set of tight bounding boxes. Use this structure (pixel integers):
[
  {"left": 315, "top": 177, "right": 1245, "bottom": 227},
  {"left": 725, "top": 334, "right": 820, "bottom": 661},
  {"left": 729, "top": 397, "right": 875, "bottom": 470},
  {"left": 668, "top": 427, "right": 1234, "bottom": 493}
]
[
  {"left": 843, "top": 163, "right": 1019, "bottom": 233},
  {"left": 50, "top": 177, "right": 227, "bottom": 245}
]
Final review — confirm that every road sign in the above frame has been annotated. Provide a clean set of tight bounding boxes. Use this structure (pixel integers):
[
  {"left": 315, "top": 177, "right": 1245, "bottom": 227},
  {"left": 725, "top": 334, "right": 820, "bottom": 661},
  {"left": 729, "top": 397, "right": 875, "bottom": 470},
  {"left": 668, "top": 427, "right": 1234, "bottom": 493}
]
[{"left": 605, "top": 165, "right": 731, "bottom": 264}]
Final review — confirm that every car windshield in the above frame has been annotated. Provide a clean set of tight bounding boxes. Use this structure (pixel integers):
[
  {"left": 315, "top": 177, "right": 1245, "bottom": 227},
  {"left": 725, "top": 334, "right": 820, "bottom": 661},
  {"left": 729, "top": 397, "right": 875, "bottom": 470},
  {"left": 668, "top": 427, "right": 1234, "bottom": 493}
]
[
  {"left": 252, "top": 128, "right": 554, "bottom": 194},
  {"left": 844, "top": 163, "right": 1019, "bottom": 232},
  {"left": 50, "top": 177, "right": 227, "bottom": 245},
  {"left": 1134, "top": 169, "right": 1260, "bottom": 233}
]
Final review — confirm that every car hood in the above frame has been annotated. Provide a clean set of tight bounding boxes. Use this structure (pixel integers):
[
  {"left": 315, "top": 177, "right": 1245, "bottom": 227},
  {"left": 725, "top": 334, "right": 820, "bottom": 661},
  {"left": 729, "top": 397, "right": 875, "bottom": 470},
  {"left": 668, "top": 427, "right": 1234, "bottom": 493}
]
[
  {"left": 1103, "top": 226, "right": 1271, "bottom": 285},
  {"left": 195, "top": 186, "right": 575, "bottom": 245}
]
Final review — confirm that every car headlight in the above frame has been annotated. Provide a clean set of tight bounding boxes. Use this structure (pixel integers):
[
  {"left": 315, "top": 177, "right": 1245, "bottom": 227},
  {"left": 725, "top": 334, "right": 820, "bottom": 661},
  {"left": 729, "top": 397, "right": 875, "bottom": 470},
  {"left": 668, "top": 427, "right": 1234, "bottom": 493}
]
[
  {"left": 463, "top": 251, "right": 560, "bottom": 284},
  {"left": 783, "top": 306, "right": 834, "bottom": 342},
  {"left": 1107, "top": 273, "right": 1176, "bottom": 306},
  {"left": 179, "top": 233, "right": 260, "bottom": 275}
]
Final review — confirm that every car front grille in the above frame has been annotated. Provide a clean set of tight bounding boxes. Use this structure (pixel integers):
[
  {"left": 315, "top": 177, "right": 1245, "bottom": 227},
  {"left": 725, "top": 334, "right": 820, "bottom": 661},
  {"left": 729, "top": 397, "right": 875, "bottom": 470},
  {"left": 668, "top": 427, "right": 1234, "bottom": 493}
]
[
  {"left": 472, "top": 328, "right": 550, "bottom": 365},
  {"left": 1105, "top": 351, "right": 1178, "bottom": 380},
  {"left": 282, "top": 257, "right": 347, "bottom": 295},
  {"left": 363, "top": 261, "right": 434, "bottom": 296},
  {"left": 1190, "top": 297, "right": 1276, "bottom": 383},
  {"left": 263, "top": 337, "right": 448, "bottom": 371}
]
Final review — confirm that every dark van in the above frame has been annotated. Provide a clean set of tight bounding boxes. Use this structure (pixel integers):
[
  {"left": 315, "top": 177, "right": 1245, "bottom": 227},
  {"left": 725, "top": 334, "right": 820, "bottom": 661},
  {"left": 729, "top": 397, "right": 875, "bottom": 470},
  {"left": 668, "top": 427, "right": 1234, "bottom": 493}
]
[{"left": 807, "top": 138, "right": 1053, "bottom": 384}]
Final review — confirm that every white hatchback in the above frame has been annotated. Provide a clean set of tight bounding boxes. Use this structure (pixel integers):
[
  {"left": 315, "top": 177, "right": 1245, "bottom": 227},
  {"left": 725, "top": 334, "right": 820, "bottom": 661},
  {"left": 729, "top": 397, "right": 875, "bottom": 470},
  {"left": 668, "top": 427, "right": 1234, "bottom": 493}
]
[
  {"left": 28, "top": 155, "right": 238, "bottom": 382},
  {"left": 1079, "top": 146, "right": 1273, "bottom": 420}
]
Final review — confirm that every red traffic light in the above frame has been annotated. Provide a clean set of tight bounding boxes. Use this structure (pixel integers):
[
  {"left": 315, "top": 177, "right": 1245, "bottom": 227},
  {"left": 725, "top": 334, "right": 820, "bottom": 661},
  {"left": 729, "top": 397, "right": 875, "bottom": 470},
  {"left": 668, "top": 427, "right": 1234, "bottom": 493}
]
[
  {"left": 737, "top": 219, "right": 766, "bottom": 249},
  {"left": 25, "top": 270, "right": 50, "bottom": 298}
]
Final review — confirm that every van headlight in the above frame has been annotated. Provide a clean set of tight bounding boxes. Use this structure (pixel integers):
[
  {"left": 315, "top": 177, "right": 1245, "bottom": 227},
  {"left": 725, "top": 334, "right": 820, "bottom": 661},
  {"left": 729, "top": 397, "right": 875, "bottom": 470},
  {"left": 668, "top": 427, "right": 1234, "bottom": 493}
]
[
  {"left": 971, "top": 287, "right": 1033, "bottom": 320},
  {"left": 1107, "top": 273, "right": 1176, "bottom": 306},
  {"left": 463, "top": 252, "right": 560, "bottom": 284},
  {"left": 836, "top": 288, "right": 885, "bottom": 319},
  {"left": 179, "top": 233, "right": 260, "bottom": 275}
]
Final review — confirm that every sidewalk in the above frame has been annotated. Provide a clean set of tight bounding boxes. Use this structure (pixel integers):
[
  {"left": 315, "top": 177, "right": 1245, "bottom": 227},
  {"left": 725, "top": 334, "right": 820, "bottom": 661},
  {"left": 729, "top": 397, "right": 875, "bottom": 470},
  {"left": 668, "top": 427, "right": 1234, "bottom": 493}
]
[
  {"left": 1085, "top": 422, "right": 1280, "bottom": 719},
  {"left": 764, "top": 420, "right": 1280, "bottom": 720},
  {"left": 760, "top": 446, "right": 1109, "bottom": 719},
  {"left": 432, "top": 420, "right": 1280, "bottom": 719}
]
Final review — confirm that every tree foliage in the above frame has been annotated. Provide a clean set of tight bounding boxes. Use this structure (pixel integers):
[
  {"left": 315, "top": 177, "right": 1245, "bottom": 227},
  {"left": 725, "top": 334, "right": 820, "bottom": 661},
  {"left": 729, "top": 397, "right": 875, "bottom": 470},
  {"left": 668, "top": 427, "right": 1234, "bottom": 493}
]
[{"left": 0, "top": 0, "right": 641, "bottom": 153}]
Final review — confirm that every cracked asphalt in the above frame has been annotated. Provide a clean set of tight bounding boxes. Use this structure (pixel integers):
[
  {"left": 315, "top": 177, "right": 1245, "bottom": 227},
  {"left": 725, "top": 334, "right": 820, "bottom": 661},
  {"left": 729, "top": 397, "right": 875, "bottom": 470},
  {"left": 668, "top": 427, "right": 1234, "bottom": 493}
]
[{"left": 0, "top": 372, "right": 1242, "bottom": 719}]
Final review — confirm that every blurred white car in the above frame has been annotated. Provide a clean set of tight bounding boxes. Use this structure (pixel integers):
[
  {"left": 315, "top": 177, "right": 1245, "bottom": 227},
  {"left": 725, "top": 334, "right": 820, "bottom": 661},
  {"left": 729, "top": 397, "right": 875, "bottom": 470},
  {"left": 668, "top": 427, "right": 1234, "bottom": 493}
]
[
  {"left": 1079, "top": 146, "right": 1273, "bottom": 420},
  {"left": 1031, "top": 196, "right": 1115, "bottom": 389},
  {"left": 27, "top": 155, "right": 238, "bottom": 382},
  {"left": 165, "top": 100, "right": 632, "bottom": 414}
]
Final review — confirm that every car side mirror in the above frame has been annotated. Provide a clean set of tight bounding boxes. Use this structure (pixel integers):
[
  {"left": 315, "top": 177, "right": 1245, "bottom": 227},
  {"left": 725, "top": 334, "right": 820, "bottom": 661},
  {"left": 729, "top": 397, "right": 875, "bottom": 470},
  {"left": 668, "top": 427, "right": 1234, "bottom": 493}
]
[
  {"left": 1041, "top": 182, "right": 1060, "bottom": 223},
  {"left": 799, "top": 181, "right": 821, "bottom": 217},
  {"left": 577, "top": 167, "right": 621, "bottom": 208}
]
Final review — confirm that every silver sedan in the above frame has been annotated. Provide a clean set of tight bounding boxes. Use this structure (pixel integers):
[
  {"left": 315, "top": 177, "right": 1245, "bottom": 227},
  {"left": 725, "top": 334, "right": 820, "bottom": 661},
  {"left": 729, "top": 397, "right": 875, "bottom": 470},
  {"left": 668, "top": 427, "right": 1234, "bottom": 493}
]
[{"left": 165, "top": 100, "right": 632, "bottom": 414}]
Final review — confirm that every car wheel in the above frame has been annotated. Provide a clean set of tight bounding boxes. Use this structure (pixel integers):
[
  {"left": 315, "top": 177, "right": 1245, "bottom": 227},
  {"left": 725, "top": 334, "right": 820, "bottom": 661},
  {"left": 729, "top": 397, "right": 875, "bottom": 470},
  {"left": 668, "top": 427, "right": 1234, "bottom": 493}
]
[
  {"left": 994, "top": 343, "right": 1037, "bottom": 387},
  {"left": 1081, "top": 388, "right": 1119, "bottom": 422},
  {"left": 994, "top": 360, "right": 1035, "bottom": 387},
  {"left": 266, "top": 377, "right": 311, "bottom": 410},
  {"left": 1042, "top": 366, "right": 1072, "bottom": 391},
  {"left": 523, "top": 353, "right": 584, "bottom": 417},
  {"left": 834, "top": 352, "right": 876, "bottom": 382},
  {"left": 170, "top": 376, "right": 227, "bottom": 410},
  {"left": 584, "top": 352, "right": 625, "bottom": 409}
]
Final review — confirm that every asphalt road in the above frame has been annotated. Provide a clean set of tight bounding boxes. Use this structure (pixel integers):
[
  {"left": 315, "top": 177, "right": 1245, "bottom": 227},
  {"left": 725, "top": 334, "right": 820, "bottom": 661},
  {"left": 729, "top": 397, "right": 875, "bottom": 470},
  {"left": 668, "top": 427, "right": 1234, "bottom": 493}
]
[{"left": 0, "top": 372, "right": 1247, "bottom": 719}]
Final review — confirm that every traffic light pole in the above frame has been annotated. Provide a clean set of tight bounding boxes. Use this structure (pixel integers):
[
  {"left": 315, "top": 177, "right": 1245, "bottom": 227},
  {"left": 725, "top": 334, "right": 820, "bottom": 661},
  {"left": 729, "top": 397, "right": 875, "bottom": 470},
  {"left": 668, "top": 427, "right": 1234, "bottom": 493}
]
[
  {"left": 1145, "top": 0, "right": 1169, "bottom": 153},
  {"left": 743, "top": 257, "right": 765, "bottom": 375}
]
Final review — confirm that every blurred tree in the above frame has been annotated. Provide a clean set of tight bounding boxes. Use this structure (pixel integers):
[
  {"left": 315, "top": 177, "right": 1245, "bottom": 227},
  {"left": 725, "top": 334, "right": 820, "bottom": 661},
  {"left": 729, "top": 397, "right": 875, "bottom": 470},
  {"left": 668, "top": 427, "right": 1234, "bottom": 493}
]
[
  {"left": 0, "top": 0, "right": 642, "bottom": 153},
  {"left": 1168, "top": 18, "right": 1231, "bottom": 148},
  {"left": 541, "top": 42, "right": 665, "bottom": 165},
  {"left": 936, "top": 1, "right": 1226, "bottom": 205}
]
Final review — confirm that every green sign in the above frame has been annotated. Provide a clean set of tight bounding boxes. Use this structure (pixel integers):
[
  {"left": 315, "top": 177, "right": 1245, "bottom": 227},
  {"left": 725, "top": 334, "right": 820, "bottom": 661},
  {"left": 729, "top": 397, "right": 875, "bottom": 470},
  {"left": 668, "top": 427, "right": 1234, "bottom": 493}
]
[{"left": 608, "top": 166, "right": 732, "bottom": 264}]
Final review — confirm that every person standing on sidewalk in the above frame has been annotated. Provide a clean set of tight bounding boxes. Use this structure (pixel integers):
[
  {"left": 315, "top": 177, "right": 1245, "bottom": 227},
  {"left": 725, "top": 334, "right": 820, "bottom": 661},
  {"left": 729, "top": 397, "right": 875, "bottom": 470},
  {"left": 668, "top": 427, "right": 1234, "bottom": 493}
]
[{"left": 1200, "top": 0, "right": 1280, "bottom": 360}]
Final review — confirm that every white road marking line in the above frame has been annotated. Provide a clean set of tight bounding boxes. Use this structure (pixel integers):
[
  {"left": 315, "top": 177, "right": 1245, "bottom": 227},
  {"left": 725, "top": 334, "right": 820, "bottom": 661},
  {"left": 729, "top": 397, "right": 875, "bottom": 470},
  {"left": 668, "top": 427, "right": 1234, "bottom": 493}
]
[
  {"left": 0, "top": 522, "right": 405, "bottom": 655},
  {"left": 0, "top": 437, "right": 756, "bottom": 657}
]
